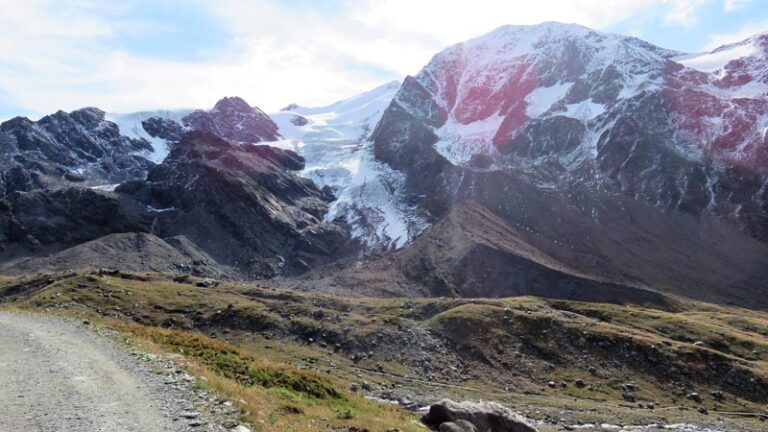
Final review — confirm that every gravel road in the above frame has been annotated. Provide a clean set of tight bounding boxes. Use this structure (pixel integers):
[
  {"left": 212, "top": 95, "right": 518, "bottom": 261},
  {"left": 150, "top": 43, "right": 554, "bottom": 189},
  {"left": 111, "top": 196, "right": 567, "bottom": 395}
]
[{"left": 0, "top": 311, "right": 246, "bottom": 432}]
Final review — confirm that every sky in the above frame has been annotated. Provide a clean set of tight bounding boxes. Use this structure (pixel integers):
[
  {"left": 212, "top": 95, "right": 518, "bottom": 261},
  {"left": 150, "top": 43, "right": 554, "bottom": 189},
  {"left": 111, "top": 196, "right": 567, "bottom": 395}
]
[{"left": 0, "top": 0, "right": 765, "bottom": 120}]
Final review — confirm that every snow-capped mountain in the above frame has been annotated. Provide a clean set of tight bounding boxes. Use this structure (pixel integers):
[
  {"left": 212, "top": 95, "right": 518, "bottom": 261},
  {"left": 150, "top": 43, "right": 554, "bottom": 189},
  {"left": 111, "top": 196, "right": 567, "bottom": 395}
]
[
  {"left": 100, "top": 24, "right": 768, "bottom": 257},
  {"left": 109, "top": 96, "right": 280, "bottom": 164},
  {"left": 409, "top": 22, "right": 676, "bottom": 165},
  {"left": 366, "top": 22, "right": 768, "bottom": 303},
  {"left": 108, "top": 82, "right": 422, "bottom": 250},
  {"left": 375, "top": 22, "right": 768, "bottom": 237},
  {"left": 1, "top": 22, "right": 767, "bottom": 305}
]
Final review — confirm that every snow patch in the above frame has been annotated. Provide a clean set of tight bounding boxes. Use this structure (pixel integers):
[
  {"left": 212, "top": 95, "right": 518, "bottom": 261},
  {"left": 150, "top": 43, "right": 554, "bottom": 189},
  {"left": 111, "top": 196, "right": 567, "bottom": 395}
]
[
  {"left": 564, "top": 99, "right": 606, "bottom": 121},
  {"left": 434, "top": 114, "right": 505, "bottom": 165},
  {"left": 525, "top": 82, "right": 572, "bottom": 117},
  {"left": 273, "top": 81, "right": 426, "bottom": 249},
  {"left": 107, "top": 110, "right": 192, "bottom": 163},
  {"left": 326, "top": 144, "right": 428, "bottom": 249},
  {"left": 89, "top": 184, "right": 119, "bottom": 192},
  {"left": 677, "top": 41, "right": 758, "bottom": 73}
]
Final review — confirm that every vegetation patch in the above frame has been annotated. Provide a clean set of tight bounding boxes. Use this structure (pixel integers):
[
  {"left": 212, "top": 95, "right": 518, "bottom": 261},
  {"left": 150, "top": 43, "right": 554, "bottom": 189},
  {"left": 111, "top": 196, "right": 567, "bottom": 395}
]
[{"left": 120, "top": 324, "right": 341, "bottom": 400}]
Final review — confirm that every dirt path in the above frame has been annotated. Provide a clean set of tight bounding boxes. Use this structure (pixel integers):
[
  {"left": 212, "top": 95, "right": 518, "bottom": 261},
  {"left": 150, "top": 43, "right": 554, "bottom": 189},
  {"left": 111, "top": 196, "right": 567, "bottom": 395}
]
[{"left": 0, "top": 311, "right": 241, "bottom": 432}]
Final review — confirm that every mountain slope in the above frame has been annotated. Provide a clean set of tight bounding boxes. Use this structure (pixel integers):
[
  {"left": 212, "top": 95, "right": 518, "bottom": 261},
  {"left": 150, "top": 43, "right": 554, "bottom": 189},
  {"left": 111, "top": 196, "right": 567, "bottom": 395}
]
[
  {"left": 375, "top": 23, "right": 768, "bottom": 233},
  {"left": 108, "top": 87, "right": 422, "bottom": 250},
  {"left": 283, "top": 201, "right": 678, "bottom": 305}
]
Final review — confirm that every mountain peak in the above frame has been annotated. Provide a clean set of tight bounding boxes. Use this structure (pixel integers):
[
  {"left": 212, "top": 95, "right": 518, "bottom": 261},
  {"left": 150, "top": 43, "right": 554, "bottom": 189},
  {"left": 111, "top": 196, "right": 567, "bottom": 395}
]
[
  {"left": 212, "top": 96, "right": 253, "bottom": 114},
  {"left": 489, "top": 21, "right": 596, "bottom": 37},
  {"left": 183, "top": 97, "right": 279, "bottom": 144}
]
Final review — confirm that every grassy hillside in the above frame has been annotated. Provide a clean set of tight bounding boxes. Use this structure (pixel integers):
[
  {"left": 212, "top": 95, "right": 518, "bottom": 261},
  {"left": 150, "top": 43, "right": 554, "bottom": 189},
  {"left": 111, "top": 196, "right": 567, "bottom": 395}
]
[{"left": 2, "top": 271, "right": 767, "bottom": 430}]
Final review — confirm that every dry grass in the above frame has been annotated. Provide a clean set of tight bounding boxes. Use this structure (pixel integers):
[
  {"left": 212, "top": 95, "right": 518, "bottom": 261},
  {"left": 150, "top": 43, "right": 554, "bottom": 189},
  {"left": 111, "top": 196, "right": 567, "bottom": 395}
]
[
  {"left": 4, "top": 271, "right": 768, "bottom": 430},
  {"left": 110, "top": 321, "right": 420, "bottom": 432}
]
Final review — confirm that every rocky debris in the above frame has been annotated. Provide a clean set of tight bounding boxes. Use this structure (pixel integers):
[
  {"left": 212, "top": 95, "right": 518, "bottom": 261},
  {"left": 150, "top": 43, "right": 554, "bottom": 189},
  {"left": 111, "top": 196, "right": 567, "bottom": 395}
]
[
  {"left": 196, "top": 278, "right": 218, "bottom": 288},
  {"left": 0, "top": 187, "right": 152, "bottom": 249},
  {"left": 290, "top": 201, "right": 675, "bottom": 306},
  {"left": 622, "top": 390, "right": 636, "bottom": 403},
  {"left": 422, "top": 399, "right": 538, "bottom": 432},
  {"left": 0, "top": 233, "right": 222, "bottom": 278},
  {"left": 123, "top": 337, "right": 250, "bottom": 431}
]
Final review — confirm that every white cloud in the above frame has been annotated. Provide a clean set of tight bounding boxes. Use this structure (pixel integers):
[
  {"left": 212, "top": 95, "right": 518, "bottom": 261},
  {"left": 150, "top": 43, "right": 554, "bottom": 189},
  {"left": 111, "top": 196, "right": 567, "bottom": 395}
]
[
  {"left": 0, "top": 0, "right": 739, "bottom": 116},
  {"left": 724, "top": 0, "right": 754, "bottom": 11},
  {"left": 661, "top": 0, "right": 712, "bottom": 27}
]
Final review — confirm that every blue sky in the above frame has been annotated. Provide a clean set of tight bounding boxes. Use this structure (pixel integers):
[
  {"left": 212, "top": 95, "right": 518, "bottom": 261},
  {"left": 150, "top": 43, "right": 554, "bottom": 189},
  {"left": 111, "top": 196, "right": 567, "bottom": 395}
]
[{"left": 0, "top": 0, "right": 765, "bottom": 119}]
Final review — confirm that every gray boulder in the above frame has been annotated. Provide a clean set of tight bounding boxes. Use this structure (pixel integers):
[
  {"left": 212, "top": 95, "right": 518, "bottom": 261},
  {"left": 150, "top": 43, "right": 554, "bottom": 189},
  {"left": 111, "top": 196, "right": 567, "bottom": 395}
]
[{"left": 423, "top": 399, "right": 538, "bottom": 432}]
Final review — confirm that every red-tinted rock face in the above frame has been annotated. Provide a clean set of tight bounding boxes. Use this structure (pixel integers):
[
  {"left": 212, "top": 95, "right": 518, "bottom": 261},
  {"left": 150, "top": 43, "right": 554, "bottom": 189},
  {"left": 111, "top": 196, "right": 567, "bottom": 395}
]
[{"left": 662, "top": 33, "right": 768, "bottom": 173}]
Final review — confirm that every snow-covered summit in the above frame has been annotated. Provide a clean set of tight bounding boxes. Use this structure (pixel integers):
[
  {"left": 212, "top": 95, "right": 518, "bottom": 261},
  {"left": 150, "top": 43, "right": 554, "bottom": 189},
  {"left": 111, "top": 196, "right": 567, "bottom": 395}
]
[
  {"left": 371, "top": 21, "right": 768, "bottom": 257},
  {"left": 387, "top": 21, "right": 768, "bottom": 172},
  {"left": 403, "top": 21, "right": 677, "bottom": 167}
]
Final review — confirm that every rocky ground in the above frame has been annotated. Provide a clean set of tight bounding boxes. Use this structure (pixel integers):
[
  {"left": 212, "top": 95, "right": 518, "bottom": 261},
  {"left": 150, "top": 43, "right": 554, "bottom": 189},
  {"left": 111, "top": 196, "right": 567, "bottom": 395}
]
[{"left": 0, "top": 310, "right": 250, "bottom": 432}]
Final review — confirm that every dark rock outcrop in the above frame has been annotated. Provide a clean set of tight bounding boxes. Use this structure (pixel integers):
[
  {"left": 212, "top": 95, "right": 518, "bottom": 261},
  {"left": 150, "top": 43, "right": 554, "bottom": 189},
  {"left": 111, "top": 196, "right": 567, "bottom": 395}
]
[
  {"left": 116, "top": 131, "right": 348, "bottom": 278},
  {"left": 0, "top": 108, "right": 153, "bottom": 194},
  {"left": 142, "top": 116, "right": 185, "bottom": 142}
]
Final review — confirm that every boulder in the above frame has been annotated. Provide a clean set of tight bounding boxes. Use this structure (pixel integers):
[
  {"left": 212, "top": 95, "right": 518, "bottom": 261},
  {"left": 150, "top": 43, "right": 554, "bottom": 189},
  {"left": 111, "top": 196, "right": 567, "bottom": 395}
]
[{"left": 422, "top": 400, "right": 538, "bottom": 432}]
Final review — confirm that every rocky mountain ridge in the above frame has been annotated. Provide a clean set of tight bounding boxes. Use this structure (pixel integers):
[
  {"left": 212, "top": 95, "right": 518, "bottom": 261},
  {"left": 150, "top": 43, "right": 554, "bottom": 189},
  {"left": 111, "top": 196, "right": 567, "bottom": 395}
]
[
  {"left": 0, "top": 107, "right": 153, "bottom": 194},
  {"left": 0, "top": 131, "right": 348, "bottom": 279}
]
